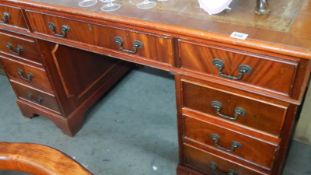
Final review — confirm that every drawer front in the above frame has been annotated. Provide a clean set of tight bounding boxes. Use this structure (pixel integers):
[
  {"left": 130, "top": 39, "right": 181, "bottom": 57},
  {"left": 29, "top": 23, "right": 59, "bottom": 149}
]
[
  {"left": 1, "top": 57, "right": 53, "bottom": 93},
  {"left": 178, "top": 40, "right": 299, "bottom": 95},
  {"left": 182, "top": 80, "right": 288, "bottom": 136},
  {"left": 97, "top": 27, "right": 174, "bottom": 65},
  {"left": 25, "top": 11, "right": 174, "bottom": 65},
  {"left": 0, "top": 4, "right": 28, "bottom": 29},
  {"left": 183, "top": 144, "right": 268, "bottom": 175},
  {"left": 0, "top": 31, "right": 42, "bottom": 64},
  {"left": 183, "top": 115, "right": 279, "bottom": 169},
  {"left": 11, "top": 81, "right": 60, "bottom": 113}
]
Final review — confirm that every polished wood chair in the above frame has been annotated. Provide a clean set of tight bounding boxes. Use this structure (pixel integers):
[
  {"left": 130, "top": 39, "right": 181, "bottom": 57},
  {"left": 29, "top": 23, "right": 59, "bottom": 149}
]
[{"left": 0, "top": 142, "right": 93, "bottom": 175}]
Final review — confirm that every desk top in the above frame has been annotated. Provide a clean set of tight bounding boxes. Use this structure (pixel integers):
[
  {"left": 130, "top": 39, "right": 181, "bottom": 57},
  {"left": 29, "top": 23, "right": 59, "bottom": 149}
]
[{"left": 5, "top": 0, "right": 311, "bottom": 59}]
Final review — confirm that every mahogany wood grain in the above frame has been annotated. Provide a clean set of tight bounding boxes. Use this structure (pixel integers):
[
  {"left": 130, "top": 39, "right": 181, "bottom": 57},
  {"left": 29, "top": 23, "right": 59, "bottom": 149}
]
[
  {"left": 11, "top": 80, "right": 60, "bottom": 113},
  {"left": 0, "top": 25, "right": 304, "bottom": 105},
  {"left": 178, "top": 75, "right": 272, "bottom": 174},
  {"left": 25, "top": 10, "right": 175, "bottom": 66},
  {"left": 175, "top": 73, "right": 186, "bottom": 174},
  {"left": 16, "top": 98, "right": 80, "bottom": 135},
  {"left": 178, "top": 39, "right": 299, "bottom": 96},
  {"left": 0, "top": 30, "right": 42, "bottom": 65},
  {"left": 182, "top": 143, "right": 268, "bottom": 175},
  {"left": 182, "top": 115, "right": 279, "bottom": 170},
  {"left": 15, "top": 59, "right": 131, "bottom": 136},
  {"left": 41, "top": 42, "right": 133, "bottom": 116},
  {"left": 16, "top": 40, "right": 133, "bottom": 135},
  {"left": 181, "top": 80, "right": 289, "bottom": 136},
  {"left": 0, "top": 56, "right": 53, "bottom": 93},
  {"left": 177, "top": 165, "right": 204, "bottom": 175},
  {"left": 2, "top": 0, "right": 311, "bottom": 60},
  {"left": 291, "top": 59, "right": 311, "bottom": 104},
  {"left": 271, "top": 105, "right": 299, "bottom": 175},
  {"left": 176, "top": 75, "right": 305, "bottom": 175},
  {"left": 0, "top": 1, "right": 307, "bottom": 103},
  {"left": 51, "top": 44, "right": 122, "bottom": 108},
  {"left": 0, "top": 1, "right": 309, "bottom": 175},
  {"left": 0, "top": 4, "right": 28, "bottom": 30},
  {"left": 0, "top": 142, "right": 92, "bottom": 175},
  {"left": 0, "top": 28, "right": 303, "bottom": 105},
  {"left": 182, "top": 108, "right": 280, "bottom": 144}
]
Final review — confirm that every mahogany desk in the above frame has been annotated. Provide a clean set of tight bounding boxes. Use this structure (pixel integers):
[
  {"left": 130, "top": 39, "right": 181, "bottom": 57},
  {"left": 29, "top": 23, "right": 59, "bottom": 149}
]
[{"left": 0, "top": 0, "right": 310, "bottom": 174}]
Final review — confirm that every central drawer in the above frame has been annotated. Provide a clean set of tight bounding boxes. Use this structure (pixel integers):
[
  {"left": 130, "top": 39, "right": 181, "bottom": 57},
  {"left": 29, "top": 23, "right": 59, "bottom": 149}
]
[
  {"left": 181, "top": 79, "right": 289, "bottom": 136},
  {"left": 182, "top": 115, "right": 279, "bottom": 169},
  {"left": 25, "top": 11, "right": 174, "bottom": 66}
]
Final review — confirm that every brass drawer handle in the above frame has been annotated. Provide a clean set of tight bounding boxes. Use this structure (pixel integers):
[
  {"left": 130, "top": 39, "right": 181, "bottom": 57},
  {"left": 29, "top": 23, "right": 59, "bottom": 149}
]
[
  {"left": 114, "top": 36, "right": 143, "bottom": 54},
  {"left": 210, "top": 133, "right": 241, "bottom": 153},
  {"left": 6, "top": 43, "right": 23, "bottom": 56},
  {"left": 17, "top": 68, "right": 33, "bottom": 82},
  {"left": 48, "top": 22, "right": 70, "bottom": 38},
  {"left": 209, "top": 162, "right": 238, "bottom": 175},
  {"left": 27, "top": 93, "right": 43, "bottom": 104},
  {"left": 212, "top": 59, "right": 252, "bottom": 80},
  {"left": 211, "top": 101, "right": 246, "bottom": 121},
  {"left": 0, "top": 12, "right": 10, "bottom": 24}
]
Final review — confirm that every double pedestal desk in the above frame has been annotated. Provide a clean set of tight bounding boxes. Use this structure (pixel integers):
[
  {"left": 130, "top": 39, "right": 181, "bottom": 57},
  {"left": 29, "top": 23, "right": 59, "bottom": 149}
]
[{"left": 0, "top": 0, "right": 310, "bottom": 175}]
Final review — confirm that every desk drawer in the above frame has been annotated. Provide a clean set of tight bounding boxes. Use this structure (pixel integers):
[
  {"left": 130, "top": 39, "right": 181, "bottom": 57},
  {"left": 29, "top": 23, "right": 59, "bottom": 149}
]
[
  {"left": 0, "top": 57, "right": 53, "bottom": 93},
  {"left": 182, "top": 115, "right": 279, "bottom": 169},
  {"left": 11, "top": 81, "right": 60, "bottom": 113},
  {"left": 0, "top": 4, "right": 28, "bottom": 30},
  {"left": 0, "top": 31, "right": 42, "bottom": 64},
  {"left": 181, "top": 79, "right": 288, "bottom": 136},
  {"left": 25, "top": 11, "right": 174, "bottom": 65},
  {"left": 183, "top": 144, "right": 268, "bottom": 175},
  {"left": 178, "top": 40, "right": 299, "bottom": 96}
]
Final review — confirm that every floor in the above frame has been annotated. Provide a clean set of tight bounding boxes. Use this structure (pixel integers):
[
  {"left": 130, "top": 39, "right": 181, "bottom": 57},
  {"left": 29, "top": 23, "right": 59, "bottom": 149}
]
[{"left": 0, "top": 68, "right": 310, "bottom": 175}]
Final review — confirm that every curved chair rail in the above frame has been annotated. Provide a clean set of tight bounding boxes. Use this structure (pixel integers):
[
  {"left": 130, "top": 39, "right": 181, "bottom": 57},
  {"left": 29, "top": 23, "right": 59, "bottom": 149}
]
[{"left": 0, "top": 142, "right": 93, "bottom": 175}]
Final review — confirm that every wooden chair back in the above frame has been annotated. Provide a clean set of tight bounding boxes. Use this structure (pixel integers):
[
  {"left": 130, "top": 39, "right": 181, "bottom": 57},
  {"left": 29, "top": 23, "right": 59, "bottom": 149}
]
[{"left": 0, "top": 142, "right": 93, "bottom": 175}]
